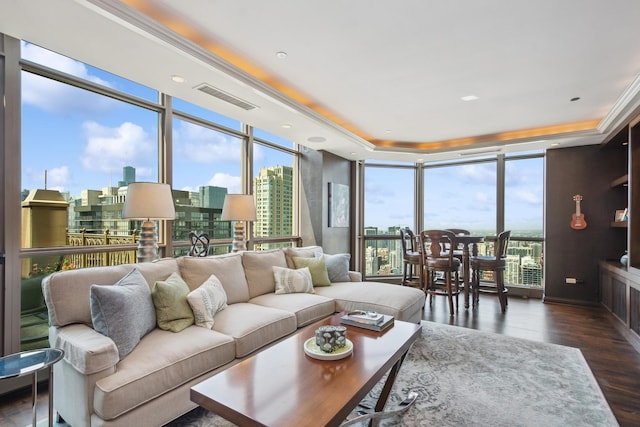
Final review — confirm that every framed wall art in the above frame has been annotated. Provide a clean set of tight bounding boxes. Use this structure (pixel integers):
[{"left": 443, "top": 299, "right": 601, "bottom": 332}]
[{"left": 328, "top": 183, "right": 349, "bottom": 227}]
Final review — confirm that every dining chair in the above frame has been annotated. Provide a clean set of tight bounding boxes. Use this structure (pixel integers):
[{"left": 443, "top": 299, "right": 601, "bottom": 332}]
[
  {"left": 470, "top": 230, "right": 511, "bottom": 313},
  {"left": 445, "top": 228, "right": 472, "bottom": 284},
  {"left": 419, "top": 229, "right": 461, "bottom": 315},
  {"left": 399, "top": 227, "right": 423, "bottom": 288}
]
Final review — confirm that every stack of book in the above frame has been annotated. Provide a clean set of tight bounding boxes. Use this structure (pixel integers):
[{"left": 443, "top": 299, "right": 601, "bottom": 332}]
[{"left": 340, "top": 311, "right": 394, "bottom": 331}]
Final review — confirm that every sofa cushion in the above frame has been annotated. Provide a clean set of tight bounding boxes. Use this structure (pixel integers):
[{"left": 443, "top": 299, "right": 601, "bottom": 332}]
[
  {"left": 313, "top": 281, "right": 425, "bottom": 323},
  {"left": 250, "top": 293, "right": 335, "bottom": 327},
  {"left": 43, "top": 258, "right": 178, "bottom": 328},
  {"left": 273, "top": 266, "right": 315, "bottom": 294},
  {"left": 212, "top": 303, "right": 297, "bottom": 357},
  {"left": 323, "top": 253, "right": 352, "bottom": 282},
  {"left": 242, "top": 249, "right": 288, "bottom": 298},
  {"left": 93, "top": 326, "right": 236, "bottom": 420},
  {"left": 151, "top": 272, "right": 194, "bottom": 333},
  {"left": 283, "top": 246, "right": 324, "bottom": 268},
  {"left": 187, "top": 274, "right": 228, "bottom": 329},
  {"left": 292, "top": 256, "right": 331, "bottom": 286},
  {"left": 177, "top": 253, "right": 250, "bottom": 304},
  {"left": 89, "top": 268, "right": 157, "bottom": 359}
]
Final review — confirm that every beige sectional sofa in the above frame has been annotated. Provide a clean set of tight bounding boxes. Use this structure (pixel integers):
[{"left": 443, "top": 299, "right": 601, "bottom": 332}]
[{"left": 42, "top": 246, "right": 425, "bottom": 427}]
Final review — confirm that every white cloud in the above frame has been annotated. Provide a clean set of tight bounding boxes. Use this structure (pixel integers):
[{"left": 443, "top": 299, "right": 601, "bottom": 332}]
[
  {"left": 21, "top": 42, "right": 117, "bottom": 114},
  {"left": 46, "top": 166, "right": 72, "bottom": 189},
  {"left": 81, "top": 121, "right": 154, "bottom": 174},
  {"left": 512, "top": 189, "right": 542, "bottom": 205},
  {"left": 24, "top": 165, "right": 71, "bottom": 191},
  {"left": 208, "top": 173, "right": 241, "bottom": 194},
  {"left": 460, "top": 164, "right": 495, "bottom": 184},
  {"left": 174, "top": 121, "right": 241, "bottom": 163}
]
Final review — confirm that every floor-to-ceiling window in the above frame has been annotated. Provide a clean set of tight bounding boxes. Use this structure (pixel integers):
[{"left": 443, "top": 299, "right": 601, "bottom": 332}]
[
  {"left": 362, "top": 163, "right": 415, "bottom": 276},
  {"left": 171, "top": 99, "right": 244, "bottom": 255},
  {"left": 252, "top": 128, "right": 298, "bottom": 250},
  {"left": 504, "top": 154, "right": 544, "bottom": 287}
]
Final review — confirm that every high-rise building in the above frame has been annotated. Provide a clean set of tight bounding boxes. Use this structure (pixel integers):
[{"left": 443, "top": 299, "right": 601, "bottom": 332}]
[
  {"left": 253, "top": 165, "right": 293, "bottom": 238},
  {"left": 118, "top": 166, "right": 135, "bottom": 187}
]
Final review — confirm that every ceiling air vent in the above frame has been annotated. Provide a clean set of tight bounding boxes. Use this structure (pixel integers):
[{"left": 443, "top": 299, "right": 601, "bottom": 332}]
[{"left": 194, "top": 83, "right": 257, "bottom": 111}]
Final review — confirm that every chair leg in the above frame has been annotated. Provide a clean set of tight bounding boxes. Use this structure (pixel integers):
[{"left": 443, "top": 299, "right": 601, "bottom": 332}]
[{"left": 446, "top": 273, "right": 454, "bottom": 315}]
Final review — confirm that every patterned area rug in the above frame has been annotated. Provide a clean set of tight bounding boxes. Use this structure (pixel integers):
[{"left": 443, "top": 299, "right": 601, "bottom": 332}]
[{"left": 167, "top": 321, "right": 618, "bottom": 426}]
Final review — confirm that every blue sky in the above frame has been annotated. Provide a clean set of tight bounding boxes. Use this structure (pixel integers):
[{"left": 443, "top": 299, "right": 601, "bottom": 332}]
[
  {"left": 20, "top": 43, "right": 292, "bottom": 199},
  {"left": 20, "top": 42, "right": 543, "bottom": 233}
]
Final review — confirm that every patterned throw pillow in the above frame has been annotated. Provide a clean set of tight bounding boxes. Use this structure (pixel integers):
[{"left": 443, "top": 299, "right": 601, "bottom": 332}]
[
  {"left": 292, "top": 256, "right": 331, "bottom": 286},
  {"left": 151, "top": 272, "right": 194, "bottom": 333},
  {"left": 273, "top": 266, "right": 315, "bottom": 294},
  {"left": 90, "top": 268, "right": 156, "bottom": 359},
  {"left": 187, "top": 274, "right": 228, "bottom": 329}
]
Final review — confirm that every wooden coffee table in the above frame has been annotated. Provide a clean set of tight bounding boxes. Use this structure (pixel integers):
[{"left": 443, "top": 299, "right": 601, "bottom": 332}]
[{"left": 191, "top": 312, "right": 421, "bottom": 426}]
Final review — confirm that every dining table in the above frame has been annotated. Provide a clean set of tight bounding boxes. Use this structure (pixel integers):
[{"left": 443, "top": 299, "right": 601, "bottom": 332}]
[{"left": 452, "top": 234, "right": 485, "bottom": 308}]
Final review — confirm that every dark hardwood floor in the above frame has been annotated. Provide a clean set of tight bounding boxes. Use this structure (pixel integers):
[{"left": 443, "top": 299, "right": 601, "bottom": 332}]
[{"left": 2, "top": 295, "right": 639, "bottom": 426}]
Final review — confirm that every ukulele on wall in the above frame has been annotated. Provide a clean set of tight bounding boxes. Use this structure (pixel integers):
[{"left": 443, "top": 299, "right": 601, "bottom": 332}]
[{"left": 570, "top": 194, "right": 587, "bottom": 230}]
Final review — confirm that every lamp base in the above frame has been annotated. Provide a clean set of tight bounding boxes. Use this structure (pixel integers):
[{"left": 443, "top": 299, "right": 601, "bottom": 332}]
[
  {"left": 231, "top": 221, "right": 247, "bottom": 252},
  {"left": 138, "top": 220, "right": 159, "bottom": 262}
]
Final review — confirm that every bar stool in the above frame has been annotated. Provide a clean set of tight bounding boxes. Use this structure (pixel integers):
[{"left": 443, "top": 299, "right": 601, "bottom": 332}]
[
  {"left": 419, "top": 229, "right": 461, "bottom": 315},
  {"left": 470, "top": 230, "right": 511, "bottom": 313},
  {"left": 399, "top": 227, "right": 423, "bottom": 288}
]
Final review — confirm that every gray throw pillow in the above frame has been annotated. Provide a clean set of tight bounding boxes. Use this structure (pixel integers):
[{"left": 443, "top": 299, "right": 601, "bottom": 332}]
[
  {"left": 90, "top": 268, "right": 157, "bottom": 359},
  {"left": 323, "top": 253, "right": 351, "bottom": 282}
]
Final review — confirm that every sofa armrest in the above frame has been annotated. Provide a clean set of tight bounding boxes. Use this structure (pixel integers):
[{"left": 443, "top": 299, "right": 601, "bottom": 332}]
[
  {"left": 348, "top": 271, "right": 362, "bottom": 282},
  {"left": 53, "top": 324, "right": 119, "bottom": 374}
]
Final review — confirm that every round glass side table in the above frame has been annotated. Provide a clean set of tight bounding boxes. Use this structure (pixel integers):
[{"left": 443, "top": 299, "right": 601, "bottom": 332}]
[{"left": 0, "top": 348, "right": 64, "bottom": 427}]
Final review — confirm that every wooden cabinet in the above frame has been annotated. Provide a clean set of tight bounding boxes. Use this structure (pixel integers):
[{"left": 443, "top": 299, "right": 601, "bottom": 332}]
[
  {"left": 599, "top": 114, "right": 640, "bottom": 352},
  {"left": 600, "top": 261, "right": 640, "bottom": 352}
]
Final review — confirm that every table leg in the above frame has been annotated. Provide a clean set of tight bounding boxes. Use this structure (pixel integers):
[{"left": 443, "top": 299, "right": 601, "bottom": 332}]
[
  {"left": 369, "top": 350, "right": 410, "bottom": 426},
  {"left": 49, "top": 365, "right": 54, "bottom": 427},
  {"left": 32, "top": 370, "right": 38, "bottom": 427}
]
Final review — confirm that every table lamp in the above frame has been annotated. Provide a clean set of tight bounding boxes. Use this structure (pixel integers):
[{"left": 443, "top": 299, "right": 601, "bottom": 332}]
[
  {"left": 221, "top": 194, "right": 256, "bottom": 252},
  {"left": 122, "top": 182, "right": 176, "bottom": 262}
]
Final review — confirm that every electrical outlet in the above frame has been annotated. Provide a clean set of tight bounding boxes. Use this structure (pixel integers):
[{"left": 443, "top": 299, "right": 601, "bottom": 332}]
[{"left": 565, "top": 278, "right": 577, "bottom": 284}]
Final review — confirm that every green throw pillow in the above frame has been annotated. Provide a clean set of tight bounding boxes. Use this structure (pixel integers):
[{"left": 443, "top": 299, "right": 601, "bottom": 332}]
[
  {"left": 273, "top": 266, "right": 315, "bottom": 294},
  {"left": 292, "top": 256, "right": 331, "bottom": 286},
  {"left": 152, "top": 272, "right": 194, "bottom": 333},
  {"left": 90, "top": 268, "right": 156, "bottom": 359}
]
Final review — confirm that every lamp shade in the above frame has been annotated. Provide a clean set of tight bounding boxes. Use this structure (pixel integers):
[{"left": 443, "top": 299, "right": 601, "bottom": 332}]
[
  {"left": 221, "top": 194, "right": 256, "bottom": 221},
  {"left": 122, "top": 182, "right": 176, "bottom": 220}
]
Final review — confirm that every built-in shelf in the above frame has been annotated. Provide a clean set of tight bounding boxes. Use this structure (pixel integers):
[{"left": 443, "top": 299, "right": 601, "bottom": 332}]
[
  {"left": 612, "top": 221, "right": 628, "bottom": 228},
  {"left": 611, "top": 174, "right": 629, "bottom": 188}
]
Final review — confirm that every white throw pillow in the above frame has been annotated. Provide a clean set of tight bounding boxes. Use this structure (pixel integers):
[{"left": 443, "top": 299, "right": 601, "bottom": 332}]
[
  {"left": 273, "top": 266, "right": 315, "bottom": 294},
  {"left": 187, "top": 274, "right": 228, "bottom": 329}
]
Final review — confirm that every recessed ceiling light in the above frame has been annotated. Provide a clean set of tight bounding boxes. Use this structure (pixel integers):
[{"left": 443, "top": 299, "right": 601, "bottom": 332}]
[
  {"left": 281, "top": 123, "right": 292, "bottom": 129},
  {"left": 307, "top": 136, "right": 326, "bottom": 143},
  {"left": 570, "top": 97, "right": 580, "bottom": 102},
  {"left": 350, "top": 152, "right": 357, "bottom": 156},
  {"left": 385, "top": 130, "right": 392, "bottom": 134},
  {"left": 551, "top": 142, "right": 560, "bottom": 146},
  {"left": 461, "top": 95, "right": 479, "bottom": 101},
  {"left": 276, "top": 51, "right": 288, "bottom": 59},
  {"left": 171, "top": 75, "right": 185, "bottom": 83}
]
